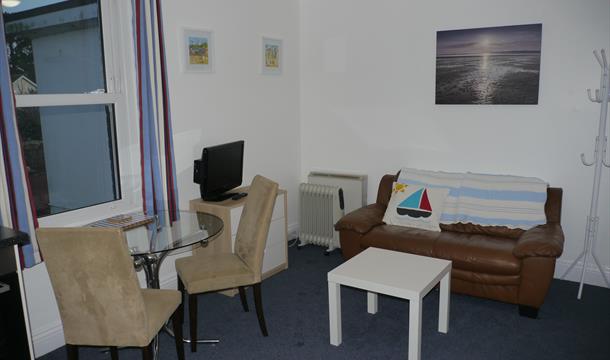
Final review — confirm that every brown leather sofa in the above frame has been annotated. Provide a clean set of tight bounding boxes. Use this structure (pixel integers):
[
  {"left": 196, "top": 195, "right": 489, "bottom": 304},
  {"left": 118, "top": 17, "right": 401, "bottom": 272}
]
[{"left": 335, "top": 174, "right": 565, "bottom": 318}]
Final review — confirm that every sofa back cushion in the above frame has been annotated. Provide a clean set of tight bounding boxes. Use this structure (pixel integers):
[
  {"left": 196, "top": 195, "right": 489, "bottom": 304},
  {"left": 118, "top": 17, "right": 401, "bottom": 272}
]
[
  {"left": 451, "top": 172, "right": 548, "bottom": 230},
  {"left": 545, "top": 187, "right": 562, "bottom": 224}
]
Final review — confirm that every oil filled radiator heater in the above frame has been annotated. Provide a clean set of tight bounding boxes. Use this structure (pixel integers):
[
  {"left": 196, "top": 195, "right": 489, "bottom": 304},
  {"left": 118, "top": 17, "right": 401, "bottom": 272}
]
[{"left": 299, "top": 172, "right": 367, "bottom": 252}]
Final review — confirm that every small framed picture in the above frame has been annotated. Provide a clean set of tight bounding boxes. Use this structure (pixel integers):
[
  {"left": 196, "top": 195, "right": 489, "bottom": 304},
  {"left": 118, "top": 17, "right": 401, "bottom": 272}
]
[
  {"left": 183, "top": 29, "right": 214, "bottom": 72},
  {"left": 261, "top": 37, "right": 282, "bottom": 75}
]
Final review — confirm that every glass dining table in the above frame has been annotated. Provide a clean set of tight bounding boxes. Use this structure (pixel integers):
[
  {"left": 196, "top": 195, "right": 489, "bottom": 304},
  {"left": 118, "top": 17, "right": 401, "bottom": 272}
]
[
  {"left": 122, "top": 210, "right": 224, "bottom": 289},
  {"left": 111, "top": 210, "right": 223, "bottom": 359},
  {"left": 89, "top": 210, "right": 223, "bottom": 358}
]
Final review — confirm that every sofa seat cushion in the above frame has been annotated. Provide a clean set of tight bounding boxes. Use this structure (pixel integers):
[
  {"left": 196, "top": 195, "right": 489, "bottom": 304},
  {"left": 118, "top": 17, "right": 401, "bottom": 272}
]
[
  {"left": 452, "top": 268, "right": 520, "bottom": 286},
  {"left": 361, "top": 225, "right": 440, "bottom": 257},
  {"left": 434, "top": 231, "right": 521, "bottom": 275},
  {"left": 452, "top": 277, "right": 519, "bottom": 304}
]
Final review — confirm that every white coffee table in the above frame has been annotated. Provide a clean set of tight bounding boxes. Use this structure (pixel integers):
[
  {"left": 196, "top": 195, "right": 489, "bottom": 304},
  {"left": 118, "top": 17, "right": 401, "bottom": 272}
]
[{"left": 327, "top": 247, "right": 451, "bottom": 360}]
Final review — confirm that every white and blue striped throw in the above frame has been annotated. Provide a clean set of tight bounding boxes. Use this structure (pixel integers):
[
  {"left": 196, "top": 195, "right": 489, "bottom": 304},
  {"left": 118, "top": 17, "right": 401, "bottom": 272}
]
[{"left": 398, "top": 168, "right": 548, "bottom": 230}]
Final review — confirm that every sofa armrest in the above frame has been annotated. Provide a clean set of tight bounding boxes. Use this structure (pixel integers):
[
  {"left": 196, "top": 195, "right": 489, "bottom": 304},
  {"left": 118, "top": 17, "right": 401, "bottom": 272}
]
[
  {"left": 513, "top": 223, "right": 564, "bottom": 259},
  {"left": 335, "top": 204, "right": 386, "bottom": 235}
]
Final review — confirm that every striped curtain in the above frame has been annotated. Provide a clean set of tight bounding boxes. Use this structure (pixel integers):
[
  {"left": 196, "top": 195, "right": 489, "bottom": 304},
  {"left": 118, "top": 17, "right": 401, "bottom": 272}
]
[
  {"left": 0, "top": 14, "right": 40, "bottom": 268},
  {"left": 133, "top": 0, "right": 179, "bottom": 221}
]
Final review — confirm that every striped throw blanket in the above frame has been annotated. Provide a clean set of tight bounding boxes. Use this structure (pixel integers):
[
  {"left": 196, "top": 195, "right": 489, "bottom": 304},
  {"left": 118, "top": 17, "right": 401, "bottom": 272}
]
[{"left": 398, "top": 168, "right": 548, "bottom": 230}]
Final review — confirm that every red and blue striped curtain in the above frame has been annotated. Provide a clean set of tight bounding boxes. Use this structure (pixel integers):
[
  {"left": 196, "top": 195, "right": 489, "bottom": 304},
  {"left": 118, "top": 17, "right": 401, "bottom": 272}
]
[
  {"left": 134, "top": 0, "right": 179, "bottom": 221},
  {"left": 0, "top": 13, "right": 39, "bottom": 268}
]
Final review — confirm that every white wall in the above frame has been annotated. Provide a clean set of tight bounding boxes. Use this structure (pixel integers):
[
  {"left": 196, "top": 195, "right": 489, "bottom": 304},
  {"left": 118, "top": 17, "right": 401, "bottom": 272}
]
[
  {"left": 300, "top": 0, "right": 610, "bottom": 286},
  {"left": 161, "top": 0, "right": 301, "bottom": 228}
]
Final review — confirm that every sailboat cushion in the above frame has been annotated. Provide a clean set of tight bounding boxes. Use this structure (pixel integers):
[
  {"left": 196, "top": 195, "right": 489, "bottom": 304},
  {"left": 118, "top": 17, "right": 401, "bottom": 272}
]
[{"left": 382, "top": 182, "right": 449, "bottom": 232}]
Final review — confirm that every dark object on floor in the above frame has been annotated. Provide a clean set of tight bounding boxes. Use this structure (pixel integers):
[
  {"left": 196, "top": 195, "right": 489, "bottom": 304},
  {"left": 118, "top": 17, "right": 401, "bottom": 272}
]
[
  {"left": 335, "top": 174, "right": 565, "bottom": 317},
  {"left": 0, "top": 227, "right": 31, "bottom": 360},
  {"left": 518, "top": 305, "right": 539, "bottom": 318}
]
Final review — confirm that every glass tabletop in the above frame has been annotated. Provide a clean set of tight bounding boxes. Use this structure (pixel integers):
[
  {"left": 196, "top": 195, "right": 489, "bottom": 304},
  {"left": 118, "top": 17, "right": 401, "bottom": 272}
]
[{"left": 125, "top": 211, "right": 223, "bottom": 256}]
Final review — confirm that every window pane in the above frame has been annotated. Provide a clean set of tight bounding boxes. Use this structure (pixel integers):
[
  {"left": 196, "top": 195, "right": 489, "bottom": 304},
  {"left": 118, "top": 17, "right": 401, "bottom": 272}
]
[
  {"left": 18, "top": 104, "right": 120, "bottom": 217},
  {"left": 3, "top": 0, "right": 107, "bottom": 95}
]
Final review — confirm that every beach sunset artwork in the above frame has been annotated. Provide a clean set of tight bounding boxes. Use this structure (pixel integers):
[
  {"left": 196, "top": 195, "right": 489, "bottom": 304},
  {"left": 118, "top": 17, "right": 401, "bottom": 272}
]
[{"left": 435, "top": 24, "right": 542, "bottom": 104}]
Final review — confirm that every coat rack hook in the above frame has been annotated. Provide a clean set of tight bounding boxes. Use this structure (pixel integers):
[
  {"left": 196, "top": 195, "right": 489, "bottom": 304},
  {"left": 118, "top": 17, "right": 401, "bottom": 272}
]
[
  {"left": 581, "top": 153, "right": 594, "bottom": 166},
  {"left": 601, "top": 49, "right": 608, "bottom": 68},
  {"left": 587, "top": 89, "right": 598, "bottom": 102},
  {"left": 603, "top": 138, "right": 610, "bottom": 168},
  {"left": 593, "top": 50, "right": 603, "bottom": 67}
]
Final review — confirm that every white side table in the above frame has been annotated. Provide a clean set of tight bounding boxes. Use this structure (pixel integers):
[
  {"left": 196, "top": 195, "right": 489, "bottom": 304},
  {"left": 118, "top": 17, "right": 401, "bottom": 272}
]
[{"left": 327, "top": 247, "right": 451, "bottom": 360}]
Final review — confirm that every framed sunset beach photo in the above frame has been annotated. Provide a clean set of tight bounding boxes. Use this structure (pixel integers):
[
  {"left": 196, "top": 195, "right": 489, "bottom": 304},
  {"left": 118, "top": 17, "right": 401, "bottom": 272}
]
[{"left": 435, "top": 24, "right": 542, "bottom": 104}]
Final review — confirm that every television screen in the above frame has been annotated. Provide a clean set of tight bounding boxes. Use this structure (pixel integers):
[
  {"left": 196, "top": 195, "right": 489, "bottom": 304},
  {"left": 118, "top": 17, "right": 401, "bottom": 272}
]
[{"left": 195, "top": 140, "right": 244, "bottom": 201}]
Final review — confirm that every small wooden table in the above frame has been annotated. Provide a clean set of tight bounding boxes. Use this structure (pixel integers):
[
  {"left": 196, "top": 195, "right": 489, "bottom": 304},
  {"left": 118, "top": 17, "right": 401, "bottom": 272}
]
[{"left": 327, "top": 247, "right": 452, "bottom": 360}]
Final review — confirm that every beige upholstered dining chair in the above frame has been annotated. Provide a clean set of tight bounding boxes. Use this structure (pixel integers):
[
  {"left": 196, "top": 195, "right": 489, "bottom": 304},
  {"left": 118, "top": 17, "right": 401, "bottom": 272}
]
[
  {"left": 175, "top": 174, "right": 279, "bottom": 352},
  {"left": 37, "top": 227, "right": 185, "bottom": 360}
]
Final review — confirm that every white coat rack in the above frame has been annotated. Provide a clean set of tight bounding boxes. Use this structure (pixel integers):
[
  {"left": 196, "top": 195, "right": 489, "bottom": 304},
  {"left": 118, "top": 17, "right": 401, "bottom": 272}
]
[{"left": 562, "top": 49, "right": 610, "bottom": 299}]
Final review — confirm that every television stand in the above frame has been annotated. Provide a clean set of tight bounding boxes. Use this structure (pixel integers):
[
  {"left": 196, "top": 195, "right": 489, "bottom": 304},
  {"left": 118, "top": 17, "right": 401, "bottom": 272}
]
[{"left": 203, "top": 192, "right": 238, "bottom": 202}]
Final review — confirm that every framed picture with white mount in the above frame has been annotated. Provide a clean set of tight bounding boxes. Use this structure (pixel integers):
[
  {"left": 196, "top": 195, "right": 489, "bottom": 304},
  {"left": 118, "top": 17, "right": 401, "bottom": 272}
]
[
  {"left": 261, "top": 36, "right": 282, "bottom": 75},
  {"left": 182, "top": 28, "right": 214, "bottom": 73}
]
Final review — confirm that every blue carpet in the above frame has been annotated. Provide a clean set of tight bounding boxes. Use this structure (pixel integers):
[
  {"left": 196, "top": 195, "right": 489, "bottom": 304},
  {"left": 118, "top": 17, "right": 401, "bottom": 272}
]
[{"left": 40, "top": 245, "right": 610, "bottom": 359}]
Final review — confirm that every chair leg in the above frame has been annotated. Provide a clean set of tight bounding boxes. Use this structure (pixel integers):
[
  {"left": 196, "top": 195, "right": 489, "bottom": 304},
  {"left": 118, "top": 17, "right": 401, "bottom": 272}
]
[
  {"left": 66, "top": 344, "right": 78, "bottom": 360},
  {"left": 172, "top": 307, "right": 185, "bottom": 360},
  {"left": 253, "top": 283, "right": 268, "bottom": 336},
  {"left": 238, "top": 286, "right": 249, "bottom": 312},
  {"left": 177, "top": 276, "right": 185, "bottom": 324},
  {"left": 189, "top": 294, "right": 198, "bottom": 352},
  {"left": 141, "top": 342, "right": 153, "bottom": 360},
  {"left": 110, "top": 347, "right": 119, "bottom": 360}
]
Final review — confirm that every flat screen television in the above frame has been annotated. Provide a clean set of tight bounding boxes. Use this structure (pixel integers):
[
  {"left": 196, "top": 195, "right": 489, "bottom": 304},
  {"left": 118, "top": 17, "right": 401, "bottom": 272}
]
[{"left": 193, "top": 140, "right": 245, "bottom": 201}]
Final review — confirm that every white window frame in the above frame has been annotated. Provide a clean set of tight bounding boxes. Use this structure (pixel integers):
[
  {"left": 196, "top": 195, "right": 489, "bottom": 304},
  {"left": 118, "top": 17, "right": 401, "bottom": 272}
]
[{"left": 12, "top": 0, "right": 141, "bottom": 227}]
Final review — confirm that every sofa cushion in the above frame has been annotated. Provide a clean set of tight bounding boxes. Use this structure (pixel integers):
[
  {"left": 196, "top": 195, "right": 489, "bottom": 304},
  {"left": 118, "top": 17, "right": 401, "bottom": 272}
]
[
  {"left": 382, "top": 183, "right": 449, "bottom": 232},
  {"left": 361, "top": 225, "right": 441, "bottom": 257},
  {"left": 434, "top": 231, "right": 521, "bottom": 275},
  {"left": 440, "top": 222, "right": 524, "bottom": 239},
  {"left": 451, "top": 268, "right": 520, "bottom": 286}
]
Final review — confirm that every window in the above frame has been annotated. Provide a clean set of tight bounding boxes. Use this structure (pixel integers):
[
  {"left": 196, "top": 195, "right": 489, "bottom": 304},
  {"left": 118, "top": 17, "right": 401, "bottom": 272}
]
[{"left": 3, "top": 0, "right": 138, "bottom": 223}]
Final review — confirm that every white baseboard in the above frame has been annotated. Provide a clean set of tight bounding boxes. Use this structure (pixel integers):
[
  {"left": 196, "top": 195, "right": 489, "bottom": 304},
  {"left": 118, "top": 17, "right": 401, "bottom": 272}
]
[
  {"left": 555, "top": 258, "right": 610, "bottom": 289},
  {"left": 31, "top": 320, "right": 64, "bottom": 358}
]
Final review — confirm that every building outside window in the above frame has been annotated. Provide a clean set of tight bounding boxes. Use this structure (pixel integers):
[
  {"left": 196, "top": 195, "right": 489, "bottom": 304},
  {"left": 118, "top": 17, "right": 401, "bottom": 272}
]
[{"left": 3, "top": 0, "right": 138, "bottom": 223}]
